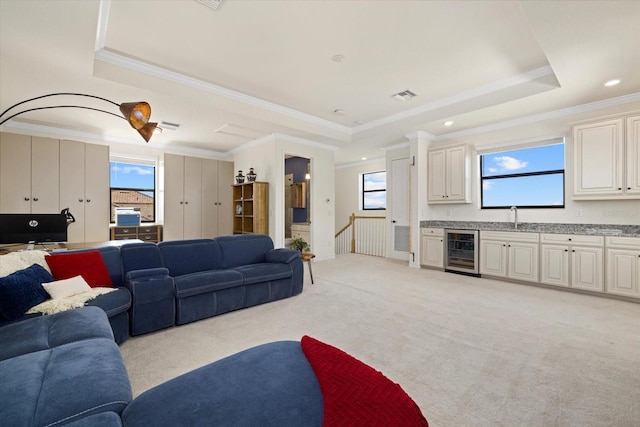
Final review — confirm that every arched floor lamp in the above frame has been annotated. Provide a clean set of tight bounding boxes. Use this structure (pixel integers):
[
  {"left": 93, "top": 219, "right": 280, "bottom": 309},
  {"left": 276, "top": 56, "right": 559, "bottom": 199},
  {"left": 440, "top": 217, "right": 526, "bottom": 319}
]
[{"left": 0, "top": 93, "right": 158, "bottom": 142}]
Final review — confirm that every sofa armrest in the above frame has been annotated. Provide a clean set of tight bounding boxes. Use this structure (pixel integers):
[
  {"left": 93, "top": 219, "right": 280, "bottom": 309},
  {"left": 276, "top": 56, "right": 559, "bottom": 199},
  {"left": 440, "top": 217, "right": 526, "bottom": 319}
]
[
  {"left": 266, "top": 248, "right": 300, "bottom": 264},
  {"left": 126, "top": 268, "right": 170, "bottom": 282}
]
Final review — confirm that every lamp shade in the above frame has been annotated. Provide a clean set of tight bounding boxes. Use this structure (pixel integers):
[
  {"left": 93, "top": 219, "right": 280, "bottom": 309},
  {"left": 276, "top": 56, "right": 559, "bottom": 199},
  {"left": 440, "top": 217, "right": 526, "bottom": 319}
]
[
  {"left": 137, "top": 122, "right": 158, "bottom": 143},
  {"left": 119, "top": 102, "right": 151, "bottom": 130}
]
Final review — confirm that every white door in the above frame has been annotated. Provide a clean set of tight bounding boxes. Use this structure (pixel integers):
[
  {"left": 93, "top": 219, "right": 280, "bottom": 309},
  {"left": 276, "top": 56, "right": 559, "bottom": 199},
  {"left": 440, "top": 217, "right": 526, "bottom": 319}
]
[{"left": 389, "top": 157, "right": 409, "bottom": 260}]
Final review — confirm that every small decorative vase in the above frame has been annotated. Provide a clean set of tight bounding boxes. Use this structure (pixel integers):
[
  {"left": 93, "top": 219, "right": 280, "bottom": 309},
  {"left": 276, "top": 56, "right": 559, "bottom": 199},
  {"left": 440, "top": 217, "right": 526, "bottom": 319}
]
[
  {"left": 235, "top": 171, "right": 245, "bottom": 184},
  {"left": 235, "top": 204, "right": 243, "bottom": 215},
  {"left": 246, "top": 168, "right": 257, "bottom": 182}
]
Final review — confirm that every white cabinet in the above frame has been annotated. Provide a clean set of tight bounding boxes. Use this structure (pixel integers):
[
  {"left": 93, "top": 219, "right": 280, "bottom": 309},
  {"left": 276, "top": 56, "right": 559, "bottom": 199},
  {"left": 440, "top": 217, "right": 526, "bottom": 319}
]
[
  {"left": 59, "top": 141, "right": 109, "bottom": 243},
  {"left": 164, "top": 154, "right": 202, "bottom": 241},
  {"left": 605, "top": 236, "right": 640, "bottom": 299},
  {"left": 626, "top": 115, "right": 640, "bottom": 195},
  {"left": 291, "top": 223, "right": 310, "bottom": 244},
  {"left": 480, "top": 231, "right": 539, "bottom": 283},
  {"left": 0, "top": 133, "right": 59, "bottom": 213},
  {"left": 201, "top": 159, "right": 234, "bottom": 238},
  {"left": 420, "top": 228, "right": 444, "bottom": 268},
  {"left": 540, "top": 233, "right": 604, "bottom": 292},
  {"left": 427, "top": 145, "right": 470, "bottom": 203},
  {"left": 573, "top": 114, "right": 640, "bottom": 199},
  {"left": 164, "top": 154, "right": 234, "bottom": 241}
]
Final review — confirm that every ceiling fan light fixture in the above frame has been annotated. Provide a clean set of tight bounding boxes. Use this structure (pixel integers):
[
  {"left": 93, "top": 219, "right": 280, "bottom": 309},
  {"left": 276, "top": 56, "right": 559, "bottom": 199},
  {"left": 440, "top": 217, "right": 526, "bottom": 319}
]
[
  {"left": 119, "top": 101, "right": 151, "bottom": 129},
  {"left": 137, "top": 122, "right": 158, "bottom": 143}
]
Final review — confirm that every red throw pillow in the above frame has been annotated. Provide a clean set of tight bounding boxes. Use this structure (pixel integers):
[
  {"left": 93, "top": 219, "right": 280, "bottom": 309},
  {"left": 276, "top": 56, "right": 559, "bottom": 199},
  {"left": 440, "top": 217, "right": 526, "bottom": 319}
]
[
  {"left": 45, "top": 251, "right": 113, "bottom": 288},
  {"left": 301, "top": 335, "right": 428, "bottom": 427}
]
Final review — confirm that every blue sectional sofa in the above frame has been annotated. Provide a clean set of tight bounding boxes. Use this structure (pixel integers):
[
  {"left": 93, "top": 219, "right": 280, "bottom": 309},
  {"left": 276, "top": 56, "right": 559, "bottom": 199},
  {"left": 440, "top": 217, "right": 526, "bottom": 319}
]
[
  {"left": 0, "top": 234, "right": 304, "bottom": 344},
  {"left": 0, "top": 234, "right": 430, "bottom": 426},
  {"left": 0, "top": 306, "right": 429, "bottom": 426}
]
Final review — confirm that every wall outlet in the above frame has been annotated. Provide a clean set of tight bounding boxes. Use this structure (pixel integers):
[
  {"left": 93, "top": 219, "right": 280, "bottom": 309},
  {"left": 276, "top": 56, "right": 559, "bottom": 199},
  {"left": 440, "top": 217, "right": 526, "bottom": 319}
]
[{"left": 576, "top": 209, "right": 583, "bottom": 217}]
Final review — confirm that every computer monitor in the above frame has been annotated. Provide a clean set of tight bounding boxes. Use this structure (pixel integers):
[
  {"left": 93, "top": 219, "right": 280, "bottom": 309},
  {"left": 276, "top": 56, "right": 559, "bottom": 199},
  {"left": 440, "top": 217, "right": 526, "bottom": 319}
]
[{"left": 0, "top": 213, "right": 68, "bottom": 244}]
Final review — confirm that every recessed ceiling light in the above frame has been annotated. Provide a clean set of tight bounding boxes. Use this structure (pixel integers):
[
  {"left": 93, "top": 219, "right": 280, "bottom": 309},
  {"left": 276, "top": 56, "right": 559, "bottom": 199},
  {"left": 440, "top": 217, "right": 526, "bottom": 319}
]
[
  {"left": 333, "top": 109, "right": 345, "bottom": 115},
  {"left": 604, "top": 79, "right": 621, "bottom": 87},
  {"left": 361, "top": 157, "right": 367, "bottom": 161},
  {"left": 391, "top": 90, "right": 417, "bottom": 101},
  {"left": 332, "top": 54, "right": 345, "bottom": 63},
  {"left": 443, "top": 120, "right": 454, "bottom": 126}
]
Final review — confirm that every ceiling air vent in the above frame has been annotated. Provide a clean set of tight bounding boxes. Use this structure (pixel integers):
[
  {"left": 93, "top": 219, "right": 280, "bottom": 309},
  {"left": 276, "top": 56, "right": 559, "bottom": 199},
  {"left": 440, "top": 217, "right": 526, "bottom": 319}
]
[
  {"left": 391, "top": 90, "right": 417, "bottom": 101},
  {"left": 159, "top": 121, "right": 180, "bottom": 131},
  {"left": 196, "top": 0, "right": 223, "bottom": 10}
]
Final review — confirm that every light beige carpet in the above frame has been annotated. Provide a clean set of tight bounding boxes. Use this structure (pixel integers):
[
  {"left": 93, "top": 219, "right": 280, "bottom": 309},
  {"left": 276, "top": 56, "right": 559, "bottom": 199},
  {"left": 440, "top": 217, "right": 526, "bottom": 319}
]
[{"left": 120, "top": 254, "right": 640, "bottom": 426}]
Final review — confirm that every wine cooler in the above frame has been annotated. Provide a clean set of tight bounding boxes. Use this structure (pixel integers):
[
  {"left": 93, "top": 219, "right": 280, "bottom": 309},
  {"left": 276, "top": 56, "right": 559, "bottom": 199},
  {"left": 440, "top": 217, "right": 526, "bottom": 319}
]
[{"left": 444, "top": 229, "right": 479, "bottom": 276}]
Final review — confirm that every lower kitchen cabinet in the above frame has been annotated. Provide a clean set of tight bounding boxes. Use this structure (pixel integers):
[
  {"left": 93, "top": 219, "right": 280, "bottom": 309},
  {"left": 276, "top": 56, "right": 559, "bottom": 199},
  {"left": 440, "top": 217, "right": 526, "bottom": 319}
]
[
  {"left": 540, "top": 234, "right": 604, "bottom": 292},
  {"left": 606, "top": 236, "right": 640, "bottom": 298},
  {"left": 420, "top": 228, "right": 444, "bottom": 269},
  {"left": 479, "top": 231, "right": 539, "bottom": 283}
]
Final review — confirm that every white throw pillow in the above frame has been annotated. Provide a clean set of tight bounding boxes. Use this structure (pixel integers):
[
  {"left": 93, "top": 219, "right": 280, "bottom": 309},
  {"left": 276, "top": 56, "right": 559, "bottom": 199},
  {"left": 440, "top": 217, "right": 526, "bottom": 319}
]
[{"left": 43, "top": 275, "right": 91, "bottom": 299}]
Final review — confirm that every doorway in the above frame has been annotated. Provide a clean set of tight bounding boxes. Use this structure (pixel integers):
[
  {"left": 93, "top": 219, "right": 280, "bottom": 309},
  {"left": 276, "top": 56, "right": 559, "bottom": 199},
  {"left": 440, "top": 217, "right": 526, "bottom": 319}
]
[{"left": 284, "top": 155, "right": 311, "bottom": 249}]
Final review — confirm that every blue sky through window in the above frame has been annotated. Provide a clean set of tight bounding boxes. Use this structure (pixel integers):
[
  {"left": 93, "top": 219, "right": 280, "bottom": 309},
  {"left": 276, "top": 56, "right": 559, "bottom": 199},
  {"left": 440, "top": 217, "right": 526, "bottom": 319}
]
[
  {"left": 110, "top": 162, "right": 155, "bottom": 189},
  {"left": 481, "top": 143, "right": 564, "bottom": 207},
  {"left": 363, "top": 171, "right": 386, "bottom": 209}
]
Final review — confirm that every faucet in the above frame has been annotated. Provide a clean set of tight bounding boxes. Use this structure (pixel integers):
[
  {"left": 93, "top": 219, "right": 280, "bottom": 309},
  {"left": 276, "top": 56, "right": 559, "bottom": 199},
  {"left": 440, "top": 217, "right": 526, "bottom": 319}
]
[{"left": 510, "top": 206, "right": 518, "bottom": 229}]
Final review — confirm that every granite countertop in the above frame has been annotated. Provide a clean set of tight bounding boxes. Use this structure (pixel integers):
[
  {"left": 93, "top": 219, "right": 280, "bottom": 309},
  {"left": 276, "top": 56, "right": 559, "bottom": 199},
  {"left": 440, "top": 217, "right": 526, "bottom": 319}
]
[{"left": 420, "top": 221, "right": 640, "bottom": 237}]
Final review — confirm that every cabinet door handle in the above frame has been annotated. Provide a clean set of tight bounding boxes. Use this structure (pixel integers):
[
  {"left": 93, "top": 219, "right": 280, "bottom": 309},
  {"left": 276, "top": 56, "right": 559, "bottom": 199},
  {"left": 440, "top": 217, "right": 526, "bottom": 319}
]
[
  {"left": 618, "top": 187, "right": 622, "bottom": 190},
  {"left": 572, "top": 250, "right": 575, "bottom": 252},
  {"left": 24, "top": 197, "right": 30, "bottom": 201},
  {"left": 185, "top": 201, "right": 189, "bottom": 205},
  {"left": 180, "top": 201, "right": 183, "bottom": 204},
  {"left": 86, "top": 199, "right": 91, "bottom": 203},
  {"left": 564, "top": 249, "right": 568, "bottom": 252},
  {"left": 79, "top": 199, "right": 84, "bottom": 202},
  {"left": 628, "top": 187, "right": 632, "bottom": 190},
  {"left": 33, "top": 197, "right": 38, "bottom": 201}
]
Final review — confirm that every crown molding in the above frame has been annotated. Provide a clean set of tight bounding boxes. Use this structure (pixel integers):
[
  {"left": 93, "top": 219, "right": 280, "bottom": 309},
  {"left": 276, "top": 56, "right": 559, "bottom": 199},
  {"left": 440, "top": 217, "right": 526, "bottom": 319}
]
[
  {"left": 434, "top": 92, "right": 640, "bottom": 141},
  {"left": 352, "top": 65, "right": 557, "bottom": 134}
]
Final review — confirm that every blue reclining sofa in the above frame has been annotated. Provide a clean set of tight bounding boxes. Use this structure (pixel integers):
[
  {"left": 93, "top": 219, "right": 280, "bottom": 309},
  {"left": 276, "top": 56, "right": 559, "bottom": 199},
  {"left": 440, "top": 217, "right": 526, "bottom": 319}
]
[{"left": 0, "top": 234, "right": 304, "bottom": 344}]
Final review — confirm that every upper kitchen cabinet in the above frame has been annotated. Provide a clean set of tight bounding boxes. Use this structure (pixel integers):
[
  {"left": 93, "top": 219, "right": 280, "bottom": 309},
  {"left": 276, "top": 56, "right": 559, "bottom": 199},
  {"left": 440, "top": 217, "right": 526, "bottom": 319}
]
[
  {"left": 573, "top": 114, "right": 640, "bottom": 199},
  {"left": 427, "top": 144, "right": 471, "bottom": 204},
  {"left": 0, "top": 133, "right": 60, "bottom": 213}
]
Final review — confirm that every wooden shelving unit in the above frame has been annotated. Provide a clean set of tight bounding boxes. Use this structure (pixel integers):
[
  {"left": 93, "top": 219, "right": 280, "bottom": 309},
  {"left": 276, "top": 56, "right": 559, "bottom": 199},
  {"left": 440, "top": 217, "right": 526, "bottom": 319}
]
[
  {"left": 232, "top": 181, "right": 268, "bottom": 234},
  {"left": 110, "top": 224, "right": 163, "bottom": 243}
]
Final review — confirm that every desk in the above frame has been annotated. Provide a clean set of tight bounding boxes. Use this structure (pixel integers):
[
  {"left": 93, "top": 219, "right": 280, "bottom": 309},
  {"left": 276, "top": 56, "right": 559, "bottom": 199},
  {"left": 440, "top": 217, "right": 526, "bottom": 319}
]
[
  {"left": 300, "top": 252, "right": 316, "bottom": 284},
  {"left": 0, "top": 239, "right": 143, "bottom": 254}
]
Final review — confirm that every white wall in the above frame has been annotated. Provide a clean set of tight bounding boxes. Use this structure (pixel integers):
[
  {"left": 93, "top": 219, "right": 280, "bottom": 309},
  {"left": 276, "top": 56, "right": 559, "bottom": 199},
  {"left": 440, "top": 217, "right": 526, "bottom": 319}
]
[
  {"left": 334, "top": 157, "right": 387, "bottom": 231},
  {"left": 233, "top": 133, "right": 336, "bottom": 261},
  {"left": 420, "top": 130, "right": 639, "bottom": 226}
]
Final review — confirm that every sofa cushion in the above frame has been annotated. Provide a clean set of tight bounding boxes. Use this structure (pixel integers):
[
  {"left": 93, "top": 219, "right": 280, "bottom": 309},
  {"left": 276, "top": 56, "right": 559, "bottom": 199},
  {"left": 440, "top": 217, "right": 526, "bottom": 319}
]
[
  {"left": 43, "top": 275, "right": 92, "bottom": 299},
  {"left": 121, "top": 341, "right": 323, "bottom": 427},
  {"left": 174, "top": 269, "right": 243, "bottom": 298},
  {"left": 0, "top": 264, "right": 52, "bottom": 321},
  {"left": 120, "top": 242, "right": 164, "bottom": 272},
  {"left": 85, "top": 287, "right": 131, "bottom": 317},
  {"left": 46, "top": 251, "right": 113, "bottom": 288},
  {"left": 158, "top": 239, "right": 223, "bottom": 276},
  {"left": 0, "top": 338, "right": 132, "bottom": 426},
  {"left": 301, "top": 335, "right": 429, "bottom": 426},
  {"left": 0, "top": 306, "right": 114, "bottom": 361},
  {"left": 233, "top": 263, "right": 293, "bottom": 285},
  {"left": 215, "top": 234, "right": 274, "bottom": 268}
]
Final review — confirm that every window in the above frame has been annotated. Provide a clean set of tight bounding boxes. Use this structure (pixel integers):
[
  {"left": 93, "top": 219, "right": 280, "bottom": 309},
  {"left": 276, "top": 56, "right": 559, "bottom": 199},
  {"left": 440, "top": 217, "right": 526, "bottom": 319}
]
[
  {"left": 362, "top": 171, "right": 386, "bottom": 210},
  {"left": 480, "top": 143, "right": 565, "bottom": 209},
  {"left": 110, "top": 160, "right": 156, "bottom": 222}
]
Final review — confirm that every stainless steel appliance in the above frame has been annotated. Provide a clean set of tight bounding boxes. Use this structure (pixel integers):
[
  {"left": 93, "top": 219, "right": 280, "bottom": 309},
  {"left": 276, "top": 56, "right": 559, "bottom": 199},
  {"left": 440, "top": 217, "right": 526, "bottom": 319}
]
[{"left": 444, "top": 229, "right": 479, "bottom": 276}]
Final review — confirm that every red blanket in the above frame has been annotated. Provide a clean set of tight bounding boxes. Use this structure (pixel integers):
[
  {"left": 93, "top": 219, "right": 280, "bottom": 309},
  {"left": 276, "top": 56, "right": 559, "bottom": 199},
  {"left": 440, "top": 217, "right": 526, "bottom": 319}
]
[{"left": 301, "top": 335, "right": 428, "bottom": 427}]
